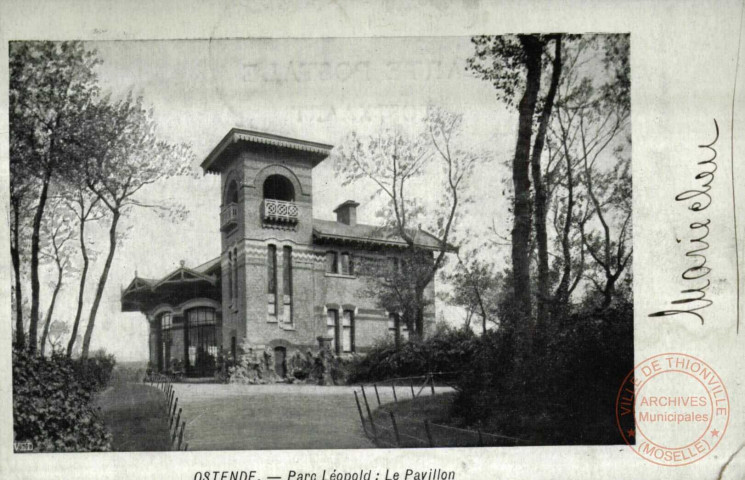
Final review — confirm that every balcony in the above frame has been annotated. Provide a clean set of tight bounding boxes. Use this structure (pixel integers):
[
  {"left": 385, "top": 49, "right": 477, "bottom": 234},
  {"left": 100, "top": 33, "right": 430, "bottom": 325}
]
[
  {"left": 220, "top": 203, "right": 238, "bottom": 232},
  {"left": 262, "top": 198, "right": 299, "bottom": 224}
]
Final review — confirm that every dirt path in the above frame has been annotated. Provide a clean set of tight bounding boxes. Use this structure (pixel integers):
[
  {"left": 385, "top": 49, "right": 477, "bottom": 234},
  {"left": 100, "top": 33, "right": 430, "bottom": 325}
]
[{"left": 171, "top": 384, "right": 376, "bottom": 450}]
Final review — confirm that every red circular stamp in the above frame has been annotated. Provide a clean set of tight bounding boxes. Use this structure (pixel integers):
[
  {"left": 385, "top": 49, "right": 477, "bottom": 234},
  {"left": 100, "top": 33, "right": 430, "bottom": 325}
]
[{"left": 616, "top": 353, "right": 729, "bottom": 466}]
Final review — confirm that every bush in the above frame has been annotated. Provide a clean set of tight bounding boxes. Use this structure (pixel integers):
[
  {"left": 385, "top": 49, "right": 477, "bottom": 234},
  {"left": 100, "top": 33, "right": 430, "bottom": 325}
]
[
  {"left": 450, "top": 303, "right": 634, "bottom": 443},
  {"left": 347, "top": 326, "right": 480, "bottom": 383},
  {"left": 73, "top": 349, "right": 117, "bottom": 392},
  {"left": 13, "top": 348, "right": 112, "bottom": 452}
]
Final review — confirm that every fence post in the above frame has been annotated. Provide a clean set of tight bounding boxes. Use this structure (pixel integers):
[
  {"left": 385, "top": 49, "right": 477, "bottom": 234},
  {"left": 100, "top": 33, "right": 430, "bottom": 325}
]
[
  {"left": 177, "top": 420, "right": 185, "bottom": 450},
  {"left": 392, "top": 384, "right": 398, "bottom": 404},
  {"left": 424, "top": 420, "right": 434, "bottom": 447},
  {"left": 477, "top": 428, "right": 484, "bottom": 447},
  {"left": 353, "top": 391, "right": 367, "bottom": 434},
  {"left": 429, "top": 373, "right": 435, "bottom": 396},
  {"left": 361, "top": 386, "right": 378, "bottom": 441},
  {"left": 374, "top": 384, "right": 381, "bottom": 406},
  {"left": 173, "top": 408, "right": 182, "bottom": 443},
  {"left": 410, "top": 380, "right": 415, "bottom": 398},
  {"left": 389, "top": 411, "right": 401, "bottom": 447},
  {"left": 170, "top": 398, "right": 179, "bottom": 428}
]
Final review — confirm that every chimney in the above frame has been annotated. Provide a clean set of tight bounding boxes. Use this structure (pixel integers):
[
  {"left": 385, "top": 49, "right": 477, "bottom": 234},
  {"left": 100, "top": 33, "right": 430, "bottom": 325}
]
[{"left": 334, "top": 200, "right": 360, "bottom": 226}]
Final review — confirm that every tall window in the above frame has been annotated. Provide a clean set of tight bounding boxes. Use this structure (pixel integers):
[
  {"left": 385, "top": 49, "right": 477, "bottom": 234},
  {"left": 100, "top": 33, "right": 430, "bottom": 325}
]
[
  {"left": 228, "top": 251, "right": 234, "bottom": 302},
  {"left": 282, "top": 246, "right": 293, "bottom": 323},
  {"left": 326, "top": 251, "right": 338, "bottom": 274},
  {"left": 340, "top": 252, "right": 353, "bottom": 275},
  {"left": 388, "top": 313, "right": 409, "bottom": 346},
  {"left": 267, "top": 245, "right": 277, "bottom": 294},
  {"left": 342, "top": 310, "right": 355, "bottom": 353},
  {"left": 160, "top": 312, "right": 173, "bottom": 371},
  {"left": 268, "top": 245, "right": 277, "bottom": 316},
  {"left": 326, "top": 309, "right": 339, "bottom": 354},
  {"left": 186, "top": 308, "right": 218, "bottom": 374},
  {"left": 232, "top": 247, "right": 239, "bottom": 301}
]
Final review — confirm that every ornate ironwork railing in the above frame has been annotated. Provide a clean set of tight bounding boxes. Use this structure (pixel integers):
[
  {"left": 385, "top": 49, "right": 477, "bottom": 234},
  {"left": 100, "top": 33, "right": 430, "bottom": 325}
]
[
  {"left": 263, "top": 198, "right": 299, "bottom": 223},
  {"left": 220, "top": 203, "right": 238, "bottom": 231}
]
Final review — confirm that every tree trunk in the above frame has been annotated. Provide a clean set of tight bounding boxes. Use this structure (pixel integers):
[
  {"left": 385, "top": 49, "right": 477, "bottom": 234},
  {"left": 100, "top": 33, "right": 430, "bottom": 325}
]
[
  {"left": 40, "top": 263, "right": 63, "bottom": 357},
  {"left": 601, "top": 275, "right": 617, "bottom": 310},
  {"left": 67, "top": 216, "right": 90, "bottom": 357},
  {"left": 81, "top": 209, "right": 120, "bottom": 359},
  {"left": 11, "top": 199, "right": 24, "bottom": 350},
  {"left": 510, "top": 35, "right": 543, "bottom": 343},
  {"left": 29, "top": 169, "right": 52, "bottom": 355},
  {"left": 414, "top": 286, "right": 425, "bottom": 339},
  {"left": 553, "top": 147, "right": 575, "bottom": 307},
  {"left": 532, "top": 36, "right": 563, "bottom": 340}
]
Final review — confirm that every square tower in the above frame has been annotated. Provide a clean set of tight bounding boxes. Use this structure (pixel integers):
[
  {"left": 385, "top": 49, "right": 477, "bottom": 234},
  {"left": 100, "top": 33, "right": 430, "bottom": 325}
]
[{"left": 201, "top": 129, "right": 333, "bottom": 358}]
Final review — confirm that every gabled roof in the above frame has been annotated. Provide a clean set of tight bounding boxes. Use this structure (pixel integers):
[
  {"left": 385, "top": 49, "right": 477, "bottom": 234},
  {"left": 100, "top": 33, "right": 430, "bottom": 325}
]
[
  {"left": 201, "top": 128, "right": 334, "bottom": 174},
  {"left": 122, "top": 257, "right": 221, "bottom": 299},
  {"left": 312, "top": 218, "right": 456, "bottom": 252}
]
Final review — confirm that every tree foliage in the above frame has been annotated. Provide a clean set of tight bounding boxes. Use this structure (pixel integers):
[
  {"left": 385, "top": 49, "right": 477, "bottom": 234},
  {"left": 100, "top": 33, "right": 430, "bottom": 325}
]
[{"left": 334, "top": 106, "right": 480, "bottom": 337}]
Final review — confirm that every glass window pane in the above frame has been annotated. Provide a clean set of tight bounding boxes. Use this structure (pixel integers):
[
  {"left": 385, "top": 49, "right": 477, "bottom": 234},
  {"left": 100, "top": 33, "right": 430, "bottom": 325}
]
[
  {"left": 342, "top": 310, "right": 352, "bottom": 327},
  {"left": 283, "top": 246, "right": 292, "bottom": 296},
  {"left": 343, "top": 327, "right": 352, "bottom": 353},
  {"left": 327, "top": 310, "right": 337, "bottom": 326},
  {"left": 341, "top": 253, "right": 350, "bottom": 275},
  {"left": 267, "top": 245, "right": 277, "bottom": 294},
  {"left": 326, "top": 252, "right": 337, "bottom": 273},
  {"left": 388, "top": 313, "right": 396, "bottom": 331}
]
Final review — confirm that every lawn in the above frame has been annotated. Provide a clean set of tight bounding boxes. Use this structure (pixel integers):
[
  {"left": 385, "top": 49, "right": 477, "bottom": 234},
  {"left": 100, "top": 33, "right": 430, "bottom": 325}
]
[
  {"left": 96, "top": 383, "right": 172, "bottom": 451},
  {"left": 368, "top": 392, "right": 521, "bottom": 448},
  {"left": 368, "top": 391, "right": 623, "bottom": 447}
]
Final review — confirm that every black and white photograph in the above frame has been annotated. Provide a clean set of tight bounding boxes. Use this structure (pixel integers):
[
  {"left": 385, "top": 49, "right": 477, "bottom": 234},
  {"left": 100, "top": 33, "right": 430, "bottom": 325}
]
[
  {"left": 9, "top": 34, "right": 632, "bottom": 452},
  {"left": 2, "top": 1, "right": 745, "bottom": 479}
]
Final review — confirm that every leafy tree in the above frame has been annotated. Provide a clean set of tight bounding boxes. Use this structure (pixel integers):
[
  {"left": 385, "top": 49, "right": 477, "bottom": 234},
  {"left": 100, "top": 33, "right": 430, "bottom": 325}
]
[
  {"left": 9, "top": 41, "right": 101, "bottom": 354},
  {"left": 467, "top": 34, "right": 563, "bottom": 353},
  {"left": 62, "top": 182, "right": 106, "bottom": 357},
  {"left": 77, "top": 94, "right": 194, "bottom": 358},
  {"left": 546, "top": 35, "right": 631, "bottom": 310},
  {"left": 335, "top": 107, "right": 479, "bottom": 337},
  {"left": 441, "top": 253, "right": 501, "bottom": 335},
  {"left": 38, "top": 198, "right": 77, "bottom": 356}
]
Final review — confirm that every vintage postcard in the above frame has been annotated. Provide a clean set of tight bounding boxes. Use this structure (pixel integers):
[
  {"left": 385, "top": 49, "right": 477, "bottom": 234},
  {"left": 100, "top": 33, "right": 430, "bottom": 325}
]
[{"left": 0, "top": 0, "right": 743, "bottom": 479}]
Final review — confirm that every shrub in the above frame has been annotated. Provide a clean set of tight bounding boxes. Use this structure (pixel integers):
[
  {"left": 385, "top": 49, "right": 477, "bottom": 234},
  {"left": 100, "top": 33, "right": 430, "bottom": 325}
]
[
  {"left": 347, "top": 326, "right": 480, "bottom": 383},
  {"left": 73, "top": 349, "right": 117, "bottom": 392},
  {"left": 450, "top": 303, "right": 634, "bottom": 442},
  {"left": 13, "top": 348, "right": 112, "bottom": 452}
]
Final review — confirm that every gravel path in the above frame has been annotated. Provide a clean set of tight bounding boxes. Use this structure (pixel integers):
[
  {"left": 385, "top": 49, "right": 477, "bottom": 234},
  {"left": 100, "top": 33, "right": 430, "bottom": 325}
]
[{"left": 170, "top": 384, "right": 376, "bottom": 450}]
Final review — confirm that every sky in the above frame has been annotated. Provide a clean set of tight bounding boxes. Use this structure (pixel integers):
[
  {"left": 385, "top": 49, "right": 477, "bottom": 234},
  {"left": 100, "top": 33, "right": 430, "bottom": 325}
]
[{"left": 41, "top": 37, "right": 519, "bottom": 361}]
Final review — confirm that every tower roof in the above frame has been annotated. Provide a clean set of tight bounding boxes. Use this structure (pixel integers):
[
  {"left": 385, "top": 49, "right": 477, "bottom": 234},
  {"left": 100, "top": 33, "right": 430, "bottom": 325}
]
[{"left": 201, "top": 128, "right": 334, "bottom": 174}]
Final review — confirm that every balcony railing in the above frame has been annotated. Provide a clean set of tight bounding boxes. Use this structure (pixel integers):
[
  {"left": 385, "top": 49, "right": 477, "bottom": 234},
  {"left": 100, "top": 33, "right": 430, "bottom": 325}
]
[
  {"left": 263, "top": 198, "right": 299, "bottom": 223},
  {"left": 220, "top": 203, "right": 238, "bottom": 231}
]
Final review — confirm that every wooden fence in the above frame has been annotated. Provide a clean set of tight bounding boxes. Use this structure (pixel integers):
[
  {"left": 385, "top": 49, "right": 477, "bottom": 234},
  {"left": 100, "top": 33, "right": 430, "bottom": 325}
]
[
  {"left": 353, "top": 374, "right": 523, "bottom": 448},
  {"left": 146, "top": 375, "right": 189, "bottom": 451}
]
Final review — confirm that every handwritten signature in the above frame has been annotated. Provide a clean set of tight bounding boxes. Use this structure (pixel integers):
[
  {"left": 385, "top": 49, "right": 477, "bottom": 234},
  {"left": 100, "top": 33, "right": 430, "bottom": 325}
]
[{"left": 649, "top": 119, "right": 719, "bottom": 324}]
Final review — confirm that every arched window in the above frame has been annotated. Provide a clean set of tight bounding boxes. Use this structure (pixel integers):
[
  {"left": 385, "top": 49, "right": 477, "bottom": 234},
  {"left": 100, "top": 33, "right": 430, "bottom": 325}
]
[
  {"left": 225, "top": 180, "right": 239, "bottom": 205},
  {"left": 186, "top": 307, "right": 218, "bottom": 376},
  {"left": 263, "top": 174, "right": 295, "bottom": 202}
]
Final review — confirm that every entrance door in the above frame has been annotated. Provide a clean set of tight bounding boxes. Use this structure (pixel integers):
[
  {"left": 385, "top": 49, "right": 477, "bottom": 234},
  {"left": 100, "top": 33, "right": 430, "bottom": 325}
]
[{"left": 274, "top": 347, "right": 286, "bottom": 378}]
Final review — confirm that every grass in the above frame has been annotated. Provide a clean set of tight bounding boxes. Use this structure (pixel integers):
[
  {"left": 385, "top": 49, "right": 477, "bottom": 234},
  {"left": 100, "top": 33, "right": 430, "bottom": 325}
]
[
  {"left": 368, "top": 390, "right": 623, "bottom": 448},
  {"left": 368, "top": 392, "right": 520, "bottom": 448},
  {"left": 96, "top": 383, "right": 172, "bottom": 451}
]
